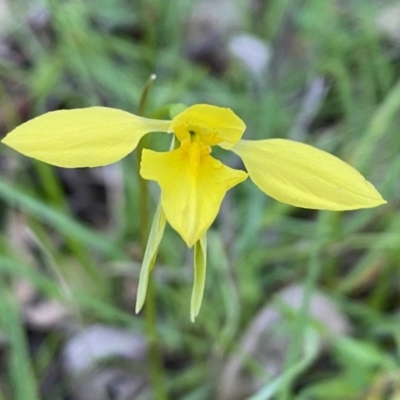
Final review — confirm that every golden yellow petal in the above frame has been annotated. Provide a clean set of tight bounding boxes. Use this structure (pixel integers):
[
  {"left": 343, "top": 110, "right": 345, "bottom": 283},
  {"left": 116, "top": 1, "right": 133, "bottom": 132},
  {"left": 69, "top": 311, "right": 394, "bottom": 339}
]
[
  {"left": 2, "top": 107, "right": 171, "bottom": 168},
  {"left": 232, "top": 139, "right": 386, "bottom": 210},
  {"left": 141, "top": 141, "right": 248, "bottom": 246},
  {"left": 170, "top": 104, "right": 246, "bottom": 148}
]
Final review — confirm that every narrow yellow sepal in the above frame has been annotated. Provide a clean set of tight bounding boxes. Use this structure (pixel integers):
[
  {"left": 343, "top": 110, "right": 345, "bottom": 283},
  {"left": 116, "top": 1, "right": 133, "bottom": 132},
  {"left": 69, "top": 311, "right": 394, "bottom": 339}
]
[
  {"left": 140, "top": 141, "right": 248, "bottom": 247},
  {"left": 232, "top": 139, "right": 386, "bottom": 210},
  {"left": 170, "top": 104, "right": 246, "bottom": 149},
  {"left": 135, "top": 201, "right": 167, "bottom": 314},
  {"left": 191, "top": 234, "right": 207, "bottom": 322},
  {"left": 2, "top": 107, "right": 171, "bottom": 168}
]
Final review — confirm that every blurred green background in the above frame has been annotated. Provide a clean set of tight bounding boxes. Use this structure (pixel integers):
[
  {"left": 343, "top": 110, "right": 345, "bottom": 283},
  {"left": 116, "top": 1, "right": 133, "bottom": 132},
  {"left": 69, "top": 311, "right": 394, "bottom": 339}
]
[{"left": 0, "top": 0, "right": 399, "bottom": 399}]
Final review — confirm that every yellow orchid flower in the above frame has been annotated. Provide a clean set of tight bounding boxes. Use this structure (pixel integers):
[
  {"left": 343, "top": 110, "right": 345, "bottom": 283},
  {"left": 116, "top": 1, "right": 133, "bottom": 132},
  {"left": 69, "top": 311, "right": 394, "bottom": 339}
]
[{"left": 1, "top": 104, "right": 386, "bottom": 320}]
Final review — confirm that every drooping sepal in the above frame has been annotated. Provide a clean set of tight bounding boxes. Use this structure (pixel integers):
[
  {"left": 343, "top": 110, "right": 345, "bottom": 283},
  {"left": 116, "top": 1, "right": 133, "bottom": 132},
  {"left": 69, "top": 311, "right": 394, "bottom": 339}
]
[
  {"left": 191, "top": 234, "right": 207, "bottom": 322},
  {"left": 135, "top": 201, "right": 167, "bottom": 314}
]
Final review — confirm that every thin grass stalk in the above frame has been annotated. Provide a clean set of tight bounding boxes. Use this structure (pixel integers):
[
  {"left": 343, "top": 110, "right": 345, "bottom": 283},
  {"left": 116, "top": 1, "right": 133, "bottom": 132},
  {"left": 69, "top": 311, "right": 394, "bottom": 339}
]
[{"left": 279, "top": 211, "right": 330, "bottom": 399}]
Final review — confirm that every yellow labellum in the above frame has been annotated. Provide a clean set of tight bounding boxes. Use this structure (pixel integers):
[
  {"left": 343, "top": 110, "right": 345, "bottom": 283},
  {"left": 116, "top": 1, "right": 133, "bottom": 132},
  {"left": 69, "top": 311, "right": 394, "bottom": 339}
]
[
  {"left": 141, "top": 140, "right": 248, "bottom": 247},
  {"left": 2, "top": 107, "right": 171, "bottom": 168},
  {"left": 232, "top": 139, "right": 386, "bottom": 210}
]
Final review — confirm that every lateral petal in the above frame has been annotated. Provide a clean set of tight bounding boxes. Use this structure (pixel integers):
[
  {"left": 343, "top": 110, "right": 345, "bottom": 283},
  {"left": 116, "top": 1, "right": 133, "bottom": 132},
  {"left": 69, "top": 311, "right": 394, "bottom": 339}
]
[
  {"left": 2, "top": 107, "right": 171, "bottom": 168},
  {"left": 232, "top": 139, "right": 386, "bottom": 210},
  {"left": 141, "top": 141, "right": 248, "bottom": 247},
  {"left": 170, "top": 104, "right": 246, "bottom": 149}
]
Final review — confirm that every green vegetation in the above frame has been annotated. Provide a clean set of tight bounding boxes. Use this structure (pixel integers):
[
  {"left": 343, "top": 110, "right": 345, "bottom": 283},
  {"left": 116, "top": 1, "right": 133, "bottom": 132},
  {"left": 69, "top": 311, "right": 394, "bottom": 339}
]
[{"left": 0, "top": 0, "right": 399, "bottom": 399}]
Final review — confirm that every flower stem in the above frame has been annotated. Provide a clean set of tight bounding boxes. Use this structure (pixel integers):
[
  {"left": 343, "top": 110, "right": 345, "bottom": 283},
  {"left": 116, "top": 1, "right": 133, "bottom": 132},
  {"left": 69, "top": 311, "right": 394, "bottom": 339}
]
[
  {"left": 145, "top": 277, "right": 168, "bottom": 400},
  {"left": 136, "top": 74, "right": 156, "bottom": 249},
  {"left": 135, "top": 75, "right": 168, "bottom": 400},
  {"left": 135, "top": 142, "right": 168, "bottom": 400}
]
